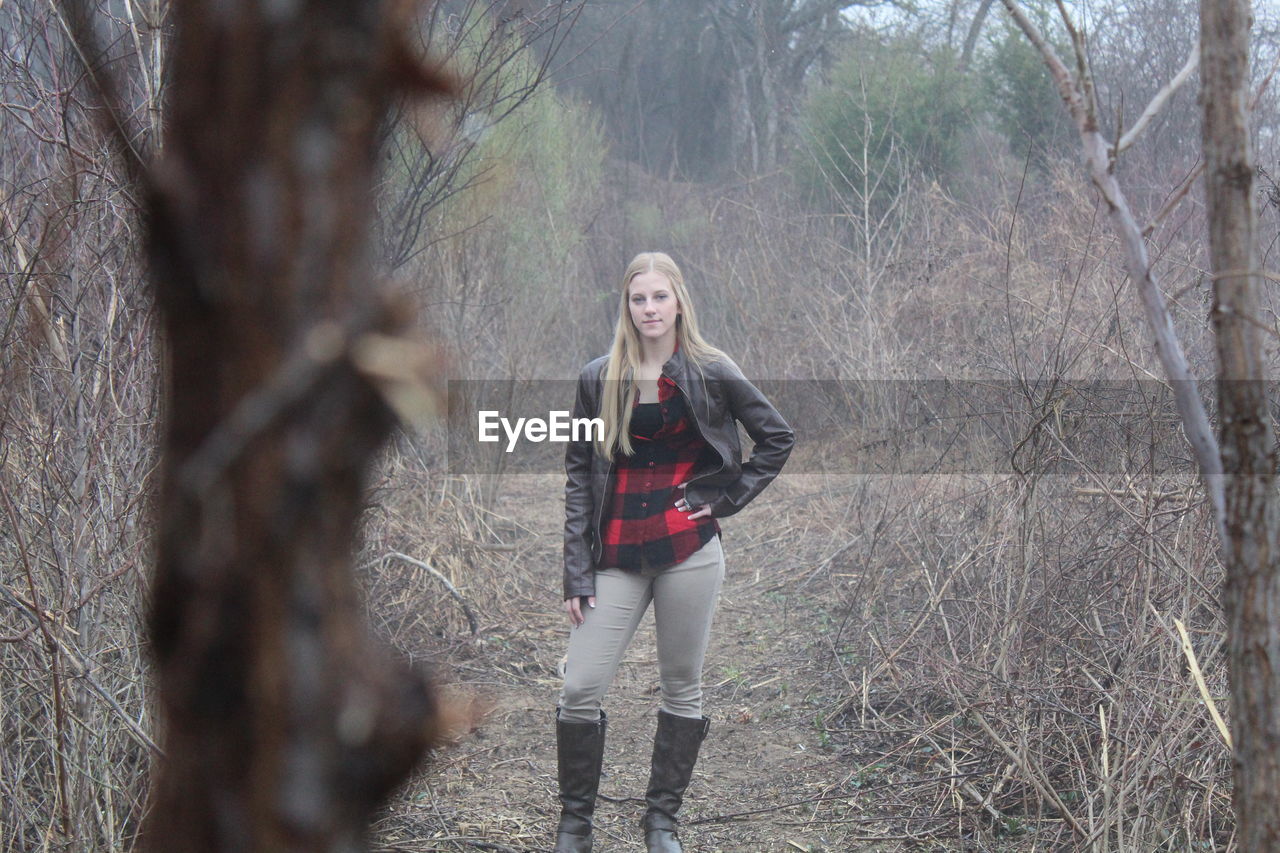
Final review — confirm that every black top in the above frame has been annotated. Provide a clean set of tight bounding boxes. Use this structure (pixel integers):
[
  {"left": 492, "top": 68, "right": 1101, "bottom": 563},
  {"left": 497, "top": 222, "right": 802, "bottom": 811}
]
[{"left": 630, "top": 402, "right": 663, "bottom": 439}]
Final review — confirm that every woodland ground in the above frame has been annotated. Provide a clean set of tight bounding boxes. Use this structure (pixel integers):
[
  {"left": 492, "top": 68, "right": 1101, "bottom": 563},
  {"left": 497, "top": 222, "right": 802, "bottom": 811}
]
[{"left": 364, "top": 469, "right": 1061, "bottom": 853}]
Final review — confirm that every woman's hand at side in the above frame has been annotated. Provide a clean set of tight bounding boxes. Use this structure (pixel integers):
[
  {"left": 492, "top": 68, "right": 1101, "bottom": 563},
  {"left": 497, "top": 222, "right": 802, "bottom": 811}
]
[{"left": 565, "top": 595, "right": 596, "bottom": 627}]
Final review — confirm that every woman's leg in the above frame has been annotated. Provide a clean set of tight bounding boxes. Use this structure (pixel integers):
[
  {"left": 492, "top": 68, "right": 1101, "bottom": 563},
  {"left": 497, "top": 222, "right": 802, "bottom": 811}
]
[
  {"left": 650, "top": 536, "right": 725, "bottom": 718},
  {"left": 641, "top": 536, "right": 725, "bottom": 853},
  {"left": 554, "top": 568, "right": 654, "bottom": 851},
  {"left": 558, "top": 567, "right": 654, "bottom": 721}
]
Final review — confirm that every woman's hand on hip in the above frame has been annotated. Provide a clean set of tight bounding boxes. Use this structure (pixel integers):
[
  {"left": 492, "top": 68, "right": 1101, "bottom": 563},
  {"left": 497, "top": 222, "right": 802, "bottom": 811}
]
[
  {"left": 565, "top": 595, "right": 596, "bottom": 627},
  {"left": 676, "top": 483, "right": 713, "bottom": 519}
]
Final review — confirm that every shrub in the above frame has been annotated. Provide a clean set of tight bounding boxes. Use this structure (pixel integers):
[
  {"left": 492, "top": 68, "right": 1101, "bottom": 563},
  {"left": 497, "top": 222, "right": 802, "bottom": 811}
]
[{"left": 797, "top": 32, "right": 977, "bottom": 212}]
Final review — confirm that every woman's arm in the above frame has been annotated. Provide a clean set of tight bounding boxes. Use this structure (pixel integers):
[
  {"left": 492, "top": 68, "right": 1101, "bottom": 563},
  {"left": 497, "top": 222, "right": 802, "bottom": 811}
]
[
  {"left": 563, "top": 364, "right": 599, "bottom": 610},
  {"left": 707, "top": 358, "right": 794, "bottom": 517}
]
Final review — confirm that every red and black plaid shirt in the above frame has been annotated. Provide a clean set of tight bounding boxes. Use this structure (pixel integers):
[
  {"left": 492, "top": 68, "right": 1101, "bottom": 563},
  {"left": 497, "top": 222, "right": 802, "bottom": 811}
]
[{"left": 599, "top": 373, "right": 721, "bottom": 572}]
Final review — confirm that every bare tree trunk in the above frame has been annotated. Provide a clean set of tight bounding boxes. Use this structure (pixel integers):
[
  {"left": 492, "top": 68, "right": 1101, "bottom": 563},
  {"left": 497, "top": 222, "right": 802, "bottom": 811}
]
[
  {"left": 754, "top": 1, "right": 780, "bottom": 173},
  {"left": 959, "top": 0, "right": 995, "bottom": 73},
  {"left": 1201, "top": 0, "right": 1280, "bottom": 845},
  {"left": 136, "top": 1, "right": 451, "bottom": 849}
]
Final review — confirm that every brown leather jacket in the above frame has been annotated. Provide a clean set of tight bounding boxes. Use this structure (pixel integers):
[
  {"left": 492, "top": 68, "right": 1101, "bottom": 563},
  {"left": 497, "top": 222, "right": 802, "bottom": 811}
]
[{"left": 562, "top": 347, "right": 794, "bottom": 599}]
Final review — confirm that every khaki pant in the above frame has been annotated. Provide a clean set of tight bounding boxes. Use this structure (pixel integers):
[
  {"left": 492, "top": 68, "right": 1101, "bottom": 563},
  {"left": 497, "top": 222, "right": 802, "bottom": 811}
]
[{"left": 558, "top": 536, "right": 725, "bottom": 723}]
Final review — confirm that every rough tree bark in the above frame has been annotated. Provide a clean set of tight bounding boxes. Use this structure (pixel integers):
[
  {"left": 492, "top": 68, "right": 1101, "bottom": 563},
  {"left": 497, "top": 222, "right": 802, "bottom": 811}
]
[
  {"left": 1201, "top": 0, "right": 1280, "bottom": 846},
  {"left": 134, "top": 1, "right": 452, "bottom": 850}
]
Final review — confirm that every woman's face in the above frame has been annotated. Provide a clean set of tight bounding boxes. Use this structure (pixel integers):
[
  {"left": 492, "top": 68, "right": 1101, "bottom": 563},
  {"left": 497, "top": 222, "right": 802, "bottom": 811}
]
[{"left": 627, "top": 270, "right": 681, "bottom": 345}]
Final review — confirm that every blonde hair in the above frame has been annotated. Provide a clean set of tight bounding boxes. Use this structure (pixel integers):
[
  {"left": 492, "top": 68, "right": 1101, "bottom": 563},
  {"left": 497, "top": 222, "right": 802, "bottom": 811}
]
[{"left": 597, "top": 252, "right": 724, "bottom": 459}]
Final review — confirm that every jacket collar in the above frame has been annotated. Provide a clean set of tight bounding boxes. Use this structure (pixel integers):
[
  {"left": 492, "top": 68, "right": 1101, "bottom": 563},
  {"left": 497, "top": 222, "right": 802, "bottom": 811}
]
[{"left": 661, "top": 338, "right": 689, "bottom": 380}]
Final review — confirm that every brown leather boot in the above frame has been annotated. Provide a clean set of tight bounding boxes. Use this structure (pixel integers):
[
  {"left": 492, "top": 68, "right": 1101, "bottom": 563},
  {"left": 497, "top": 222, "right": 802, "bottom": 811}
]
[
  {"left": 554, "top": 710, "right": 607, "bottom": 853},
  {"left": 640, "top": 710, "right": 710, "bottom": 853}
]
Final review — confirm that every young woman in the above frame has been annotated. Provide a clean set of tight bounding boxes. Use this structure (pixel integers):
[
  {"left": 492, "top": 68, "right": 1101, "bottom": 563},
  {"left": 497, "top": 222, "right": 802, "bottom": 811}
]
[{"left": 555, "top": 251, "right": 794, "bottom": 853}]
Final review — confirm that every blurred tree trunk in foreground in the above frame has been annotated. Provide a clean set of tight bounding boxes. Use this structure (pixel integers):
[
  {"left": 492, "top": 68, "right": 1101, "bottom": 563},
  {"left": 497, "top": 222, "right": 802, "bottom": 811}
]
[
  {"left": 136, "top": 1, "right": 451, "bottom": 849},
  {"left": 1201, "top": 0, "right": 1280, "bottom": 846}
]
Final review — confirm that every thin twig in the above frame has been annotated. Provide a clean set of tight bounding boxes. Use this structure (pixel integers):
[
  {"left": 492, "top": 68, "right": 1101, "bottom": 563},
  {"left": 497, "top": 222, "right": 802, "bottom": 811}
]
[
  {"left": 1144, "top": 161, "right": 1206, "bottom": 237},
  {"left": 1116, "top": 41, "right": 1199, "bottom": 154},
  {"left": 385, "top": 551, "right": 480, "bottom": 635},
  {"left": 0, "top": 582, "right": 163, "bottom": 756},
  {"left": 968, "top": 708, "right": 1089, "bottom": 840},
  {"left": 998, "top": 0, "right": 1226, "bottom": 542},
  {"left": 1, "top": 475, "right": 73, "bottom": 835}
]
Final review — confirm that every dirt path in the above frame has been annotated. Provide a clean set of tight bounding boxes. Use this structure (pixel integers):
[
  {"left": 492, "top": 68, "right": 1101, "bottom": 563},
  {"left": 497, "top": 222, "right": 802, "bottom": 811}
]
[{"left": 372, "top": 476, "right": 901, "bottom": 853}]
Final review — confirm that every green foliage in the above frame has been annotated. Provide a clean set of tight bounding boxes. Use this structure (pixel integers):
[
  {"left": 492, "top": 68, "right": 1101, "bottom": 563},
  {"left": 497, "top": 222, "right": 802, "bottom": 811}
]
[
  {"left": 979, "top": 18, "right": 1076, "bottom": 164},
  {"left": 441, "top": 76, "right": 605, "bottom": 373},
  {"left": 798, "top": 33, "right": 976, "bottom": 209},
  {"left": 401, "top": 12, "right": 606, "bottom": 378},
  {"left": 441, "top": 20, "right": 605, "bottom": 246},
  {"left": 850, "top": 762, "right": 889, "bottom": 788},
  {"left": 625, "top": 197, "right": 708, "bottom": 249},
  {"left": 472, "top": 85, "right": 604, "bottom": 261},
  {"left": 998, "top": 816, "right": 1028, "bottom": 837},
  {"left": 813, "top": 713, "right": 831, "bottom": 748}
]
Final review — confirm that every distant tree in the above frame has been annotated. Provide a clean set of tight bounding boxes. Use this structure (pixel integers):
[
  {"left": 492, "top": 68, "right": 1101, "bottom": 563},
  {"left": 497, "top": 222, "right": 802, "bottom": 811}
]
[
  {"left": 980, "top": 18, "right": 1074, "bottom": 163},
  {"left": 798, "top": 32, "right": 975, "bottom": 208},
  {"left": 958, "top": 0, "right": 996, "bottom": 70},
  {"left": 552, "top": 0, "right": 885, "bottom": 179},
  {"left": 1088, "top": 0, "right": 1204, "bottom": 176},
  {"left": 376, "top": 0, "right": 580, "bottom": 271}
]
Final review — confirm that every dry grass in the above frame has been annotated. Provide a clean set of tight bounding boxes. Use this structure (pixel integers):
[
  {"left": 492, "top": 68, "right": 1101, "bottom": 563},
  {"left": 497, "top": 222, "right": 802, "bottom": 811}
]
[{"left": 805, "top": 472, "right": 1231, "bottom": 850}]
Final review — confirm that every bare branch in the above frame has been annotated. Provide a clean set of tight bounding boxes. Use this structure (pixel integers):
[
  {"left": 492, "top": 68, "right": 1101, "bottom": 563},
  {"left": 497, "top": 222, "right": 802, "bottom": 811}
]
[
  {"left": 999, "top": 0, "right": 1225, "bottom": 540},
  {"left": 50, "top": 0, "right": 148, "bottom": 192},
  {"left": 1144, "top": 161, "right": 1206, "bottom": 237},
  {"left": 1116, "top": 40, "right": 1199, "bottom": 154},
  {"left": 2, "top": 580, "right": 165, "bottom": 756},
  {"left": 998, "top": 0, "right": 1089, "bottom": 130},
  {"left": 384, "top": 552, "right": 479, "bottom": 636},
  {"left": 1054, "top": 0, "right": 1098, "bottom": 132},
  {"left": 969, "top": 708, "right": 1090, "bottom": 841},
  {"left": 0, "top": 205, "right": 70, "bottom": 369}
]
